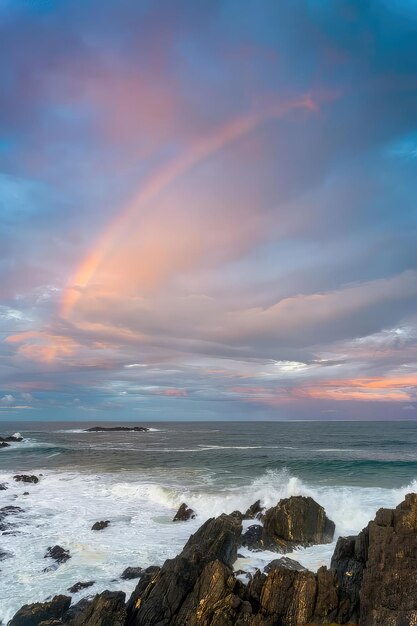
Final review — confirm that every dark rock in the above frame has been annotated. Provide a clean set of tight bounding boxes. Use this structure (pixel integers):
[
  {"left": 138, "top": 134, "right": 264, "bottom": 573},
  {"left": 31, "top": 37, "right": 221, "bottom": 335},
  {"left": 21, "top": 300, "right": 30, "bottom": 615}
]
[
  {"left": 330, "top": 532, "right": 367, "bottom": 623},
  {"left": 14, "top": 474, "right": 39, "bottom": 484},
  {"left": 0, "top": 482, "right": 8, "bottom": 490},
  {"left": 0, "top": 505, "right": 24, "bottom": 532},
  {"left": 126, "top": 513, "right": 241, "bottom": 625},
  {"left": 91, "top": 520, "right": 110, "bottom": 531},
  {"left": 1, "top": 434, "right": 23, "bottom": 442},
  {"left": 23, "top": 492, "right": 29, "bottom": 495},
  {"left": 62, "top": 598, "right": 91, "bottom": 623},
  {"left": 121, "top": 566, "right": 144, "bottom": 580},
  {"left": 0, "top": 548, "right": 12, "bottom": 560},
  {"left": 241, "top": 524, "right": 263, "bottom": 550},
  {"left": 44, "top": 545, "right": 71, "bottom": 565},
  {"left": 68, "top": 581, "right": 95, "bottom": 593},
  {"left": 243, "top": 500, "right": 264, "bottom": 520},
  {"left": 359, "top": 492, "right": 417, "bottom": 626},
  {"left": 263, "top": 557, "right": 307, "bottom": 573},
  {"left": 85, "top": 426, "right": 149, "bottom": 432},
  {"left": 66, "top": 590, "right": 126, "bottom": 626},
  {"left": 261, "top": 495, "right": 335, "bottom": 552},
  {"left": 0, "top": 441, "right": 10, "bottom": 448},
  {"left": 172, "top": 503, "right": 196, "bottom": 522},
  {"left": 8, "top": 595, "right": 71, "bottom": 626}
]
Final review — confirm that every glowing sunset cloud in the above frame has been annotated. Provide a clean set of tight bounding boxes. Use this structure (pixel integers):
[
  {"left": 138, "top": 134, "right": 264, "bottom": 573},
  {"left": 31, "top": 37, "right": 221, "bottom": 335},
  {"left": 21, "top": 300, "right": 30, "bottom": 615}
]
[{"left": 61, "top": 95, "right": 317, "bottom": 318}]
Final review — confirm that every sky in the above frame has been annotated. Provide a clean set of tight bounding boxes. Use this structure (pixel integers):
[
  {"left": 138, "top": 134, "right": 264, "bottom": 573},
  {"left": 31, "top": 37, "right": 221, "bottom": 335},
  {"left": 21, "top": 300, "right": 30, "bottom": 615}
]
[{"left": 0, "top": 0, "right": 417, "bottom": 422}]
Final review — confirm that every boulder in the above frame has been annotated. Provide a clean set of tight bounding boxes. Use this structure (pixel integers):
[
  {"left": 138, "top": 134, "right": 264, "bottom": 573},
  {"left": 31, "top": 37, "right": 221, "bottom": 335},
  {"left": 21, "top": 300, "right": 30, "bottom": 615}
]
[
  {"left": 0, "top": 441, "right": 10, "bottom": 447},
  {"left": 359, "top": 493, "right": 417, "bottom": 626},
  {"left": 8, "top": 595, "right": 71, "bottom": 626},
  {"left": 65, "top": 590, "right": 126, "bottom": 626},
  {"left": 1, "top": 434, "right": 23, "bottom": 442},
  {"left": 91, "top": 520, "right": 110, "bottom": 531},
  {"left": 121, "top": 566, "right": 144, "bottom": 580},
  {"left": 68, "top": 581, "right": 95, "bottom": 593},
  {"left": 44, "top": 545, "right": 71, "bottom": 564},
  {"left": 13, "top": 474, "right": 39, "bottom": 484},
  {"left": 173, "top": 503, "right": 196, "bottom": 522},
  {"left": 261, "top": 495, "right": 335, "bottom": 552}
]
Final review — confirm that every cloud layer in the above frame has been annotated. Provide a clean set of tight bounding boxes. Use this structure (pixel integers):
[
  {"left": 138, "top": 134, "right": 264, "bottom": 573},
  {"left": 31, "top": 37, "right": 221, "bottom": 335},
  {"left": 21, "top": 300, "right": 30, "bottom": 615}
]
[{"left": 1, "top": 0, "right": 416, "bottom": 420}]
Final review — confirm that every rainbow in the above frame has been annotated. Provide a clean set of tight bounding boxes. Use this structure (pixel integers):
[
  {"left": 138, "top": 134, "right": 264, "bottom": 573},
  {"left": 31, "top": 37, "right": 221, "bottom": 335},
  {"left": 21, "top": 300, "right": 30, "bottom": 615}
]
[{"left": 60, "top": 95, "right": 316, "bottom": 318}]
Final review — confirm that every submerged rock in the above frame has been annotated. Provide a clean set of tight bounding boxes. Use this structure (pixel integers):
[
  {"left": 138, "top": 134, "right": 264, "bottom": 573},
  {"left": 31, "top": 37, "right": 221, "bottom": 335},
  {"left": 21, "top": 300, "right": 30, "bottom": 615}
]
[
  {"left": 0, "top": 441, "right": 10, "bottom": 448},
  {"left": 120, "top": 567, "right": 144, "bottom": 580},
  {"left": 8, "top": 595, "right": 71, "bottom": 626},
  {"left": 172, "top": 502, "right": 196, "bottom": 522},
  {"left": 13, "top": 474, "right": 39, "bottom": 484},
  {"left": 0, "top": 505, "right": 24, "bottom": 532},
  {"left": 91, "top": 520, "right": 110, "bottom": 531},
  {"left": 1, "top": 434, "right": 23, "bottom": 442},
  {"left": 68, "top": 581, "right": 96, "bottom": 594},
  {"left": 0, "top": 482, "right": 8, "bottom": 490},
  {"left": 44, "top": 545, "right": 71, "bottom": 565}
]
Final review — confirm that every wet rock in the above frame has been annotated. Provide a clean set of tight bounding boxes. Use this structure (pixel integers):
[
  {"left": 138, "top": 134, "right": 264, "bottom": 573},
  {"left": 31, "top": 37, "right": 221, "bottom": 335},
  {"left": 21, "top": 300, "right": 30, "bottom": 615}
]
[
  {"left": 8, "top": 595, "right": 71, "bottom": 626},
  {"left": 359, "top": 493, "right": 417, "bottom": 626},
  {"left": 330, "top": 531, "right": 367, "bottom": 623},
  {"left": 0, "top": 505, "right": 23, "bottom": 532},
  {"left": 91, "top": 520, "right": 110, "bottom": 531},
  {"left": 0, "top": 548, "right": 12, "bottom": 560},
  {"left": 0, "top": 441, "right": 10, "bottom": 448},
  {"left": 44, "top": 545, "right": 71, "bottom": 565},
  {"left": 173, "top": 502, "right": 196, "bottom": 522},
  {"left": 68, "top": 581, "right": 95, "bottom": 593},
  {"left": 13, "top": 474, "right": 39, "bottom": 484},
  {"left": 85, "top": 426, "right": 149, "bottom": 432},
  {"left": 1, "top": 434, "right": 23, "bottom": 442},
  {"left": 241, "top": 524, "right": 263, "bottom": 550},
  {"left": 243, "top": 500, "right": 264, "bottom": 520},
  {"left": 126, "top": 513, "right": 242, "bottom": 625},
  {"left": 263, "top": 557, "right": 307, "bottom": 573},
  {"left": 66, "top": 590, "right": 126, "bottom": 626},
  {"left": 120, "top": 566, "right": 144, "bottom": 580},
  {"left": 261, "top": 495, "right": 335, "bottom": 552},
  {"left": 0, "top": 482, "right": 8, "bottom": 490}
]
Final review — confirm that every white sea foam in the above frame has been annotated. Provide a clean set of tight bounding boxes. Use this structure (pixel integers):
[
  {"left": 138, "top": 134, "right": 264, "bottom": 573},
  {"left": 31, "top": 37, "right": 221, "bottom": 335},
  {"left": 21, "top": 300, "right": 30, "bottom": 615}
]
[{"left": 0, "top": 468, "right": 416, "bottom": 623}]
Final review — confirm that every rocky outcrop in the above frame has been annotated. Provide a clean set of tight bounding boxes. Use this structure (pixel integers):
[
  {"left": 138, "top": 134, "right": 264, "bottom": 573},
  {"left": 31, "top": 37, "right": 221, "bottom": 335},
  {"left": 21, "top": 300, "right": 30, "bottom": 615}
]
[
  {"left": 1, "top": 440, "right": 10, "bottom": 447},
  {"left": 66, "top": 591, "right": 126, "bottom": 626},
  {"left": 8, "top": 595, "right": 71, "bottom": 626},
  {"left": 0, "top": 505, "right": 24, "bottom": 532},
  {"left": 91, "top": 521, "right": 110, "bottom": 531},
  {"left": 120, "top": 567, "right": 143, "bottom": 580},
  {"left": 9, "top": 495, "right": 417, "bottom": 626},
  {"left": 173, "top": 502, "right": 196, "bottom": 521},
  {"left": 1, "top": 434, "right": 23, "bottom": 442},
  {"left": 359, "top": 493, "right": 417, "bottom": 626},
  {"left": 13, "top": 475, "right": 39, "bottom": 484},
  {"left": 85, "top": 426, "right": 149, "bottom": 432},
  {"left": 126, "top": 513, "right": 242, "bottom": 625}
]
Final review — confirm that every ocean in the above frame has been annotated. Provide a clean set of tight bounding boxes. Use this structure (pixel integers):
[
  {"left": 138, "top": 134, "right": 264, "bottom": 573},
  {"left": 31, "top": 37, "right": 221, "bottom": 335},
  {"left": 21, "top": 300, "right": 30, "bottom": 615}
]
[{"left": 1, "top": 420, "right": 417, "bottom": 623}]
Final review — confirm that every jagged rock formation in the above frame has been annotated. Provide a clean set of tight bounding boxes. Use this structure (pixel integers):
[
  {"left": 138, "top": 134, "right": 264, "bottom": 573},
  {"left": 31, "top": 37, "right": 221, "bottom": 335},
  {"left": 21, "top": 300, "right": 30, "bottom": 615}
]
[
  {"left": 91, "top": 521, "right": 110, "bottom": 531},
  {"left": 13, "top": 475, "right": 39, "bottom": 484},
  {"left": 172, "top": 502, "right": 196, "bottom": 521},
  {"left": 359, "top": 493, "right": 417, "bottom": 626},
  {"left": 8, "top": 494, "right": 417, "bottom": 626}
]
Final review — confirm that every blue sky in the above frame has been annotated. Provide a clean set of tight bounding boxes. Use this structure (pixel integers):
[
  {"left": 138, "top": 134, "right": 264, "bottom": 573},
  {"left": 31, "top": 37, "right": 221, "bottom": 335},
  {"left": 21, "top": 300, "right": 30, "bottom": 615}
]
[{"left": 0, "top": 0, "right": 417, "bottom": 421}]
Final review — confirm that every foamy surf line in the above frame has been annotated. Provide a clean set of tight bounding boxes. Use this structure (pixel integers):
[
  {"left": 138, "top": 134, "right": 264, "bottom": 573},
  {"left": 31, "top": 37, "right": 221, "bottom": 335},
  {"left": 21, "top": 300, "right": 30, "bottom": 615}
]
[{"left": 1, "top": 468, "right": 416, "bottom": 622}]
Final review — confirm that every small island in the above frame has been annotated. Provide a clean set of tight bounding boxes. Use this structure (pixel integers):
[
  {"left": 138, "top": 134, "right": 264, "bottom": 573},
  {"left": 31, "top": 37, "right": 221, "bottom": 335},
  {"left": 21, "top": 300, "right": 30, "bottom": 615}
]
[{"left": 84, "top": 426, "right": 150, "bottom": 432}]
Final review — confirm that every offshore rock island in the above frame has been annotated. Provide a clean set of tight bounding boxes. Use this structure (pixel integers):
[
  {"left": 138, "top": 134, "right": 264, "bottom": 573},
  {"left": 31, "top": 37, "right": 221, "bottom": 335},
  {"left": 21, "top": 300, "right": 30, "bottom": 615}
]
[{"left": 8, "top": 493, "right": 417, "bottom": 626}]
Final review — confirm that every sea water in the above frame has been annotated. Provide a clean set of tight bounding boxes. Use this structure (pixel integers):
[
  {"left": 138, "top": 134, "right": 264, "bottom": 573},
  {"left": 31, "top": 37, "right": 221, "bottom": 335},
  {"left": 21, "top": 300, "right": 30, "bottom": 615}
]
[{"left": 1, "top": 420, "right": 417, "bottom": 622}]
